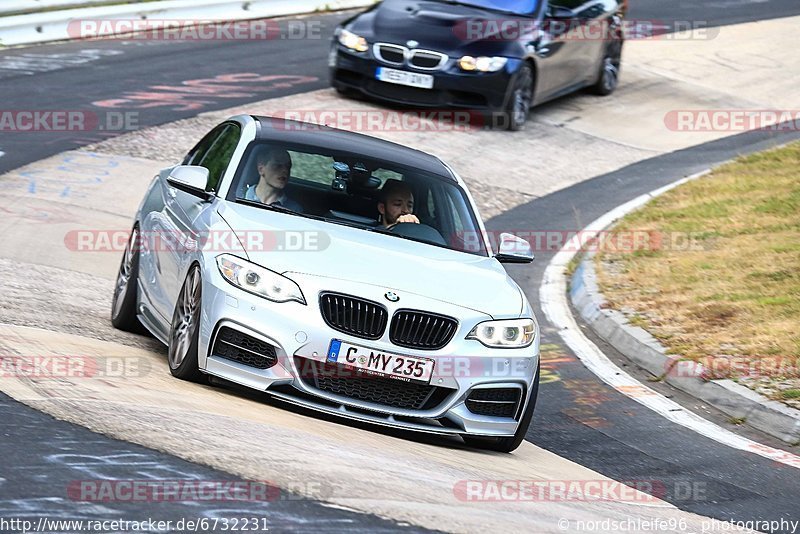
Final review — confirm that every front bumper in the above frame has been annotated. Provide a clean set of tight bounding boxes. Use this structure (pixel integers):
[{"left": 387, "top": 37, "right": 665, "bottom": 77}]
[
  {"left": 197, "top": 268, "right": 539, "bottom": 438},
  {"left": 330, "top": 44, "right": 518, "bottom": 112}
]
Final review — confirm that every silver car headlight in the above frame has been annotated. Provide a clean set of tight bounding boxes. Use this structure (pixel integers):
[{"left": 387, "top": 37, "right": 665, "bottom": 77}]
[
  {"left": 467, "top": 319, "right": 536, "bottom": 348},
  {"left": 458, "top": 56, "right": 508, "bottom": 72},
  {"left": 338, "top": 29, "right": 369, "bottom": 53},
  {"left": 216, "top": 254, "right": 305, "bottom": 305}
]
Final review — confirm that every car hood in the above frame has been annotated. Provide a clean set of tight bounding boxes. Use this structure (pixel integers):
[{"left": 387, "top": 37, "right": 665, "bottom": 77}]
[
  {"left": 349, "top": 0, "right": 522, "bottom": 54},
  {"left": 218, "top": 202, "right": 523, "bottom": 317}
]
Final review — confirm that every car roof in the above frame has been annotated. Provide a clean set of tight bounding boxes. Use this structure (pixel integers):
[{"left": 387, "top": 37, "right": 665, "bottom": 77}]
[{"left": 252, "top": 115, "right": 455, "bottom": 179}]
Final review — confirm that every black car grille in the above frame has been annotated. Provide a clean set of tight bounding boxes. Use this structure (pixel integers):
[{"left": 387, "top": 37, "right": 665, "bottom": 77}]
[
  {"left": 295, "top": 357, "right": 450, "bottom": 410},
  {"left": 212, "top": 327, "right": 277, "bottom": 370},
  {"left": 409, "top": 51, "right": 446, "bottom": 69},
  {"left": 319, "top": 292, "right": 388, "bottom": 340},
  {"left": 375, "top": 44, "right": 405, "bottom": 65},
  {"left": 389, "top": 310, "right": 458, "bottom": 350},
  {"left": 466, "top": 388, "right": 522, "bottom": 419}
]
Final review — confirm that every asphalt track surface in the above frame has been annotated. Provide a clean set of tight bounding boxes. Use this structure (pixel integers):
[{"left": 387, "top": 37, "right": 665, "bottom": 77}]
[
  {"left": 2, "top": 1, "right": 800, "bottom": 532},
  {"left": 0, "top": 392, "right": 428, "bottom": 532},
  {"left": 1, "top": 0, "right": 800, "bottom": 172}
]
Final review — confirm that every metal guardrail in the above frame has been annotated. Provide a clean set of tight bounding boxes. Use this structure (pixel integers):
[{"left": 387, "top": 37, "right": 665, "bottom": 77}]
[
  {"left": 1, "top": 0, "right": 122, "bottom": 17},
  {"left": 0, "top": 0, "right": 374, "bottom": 46}
]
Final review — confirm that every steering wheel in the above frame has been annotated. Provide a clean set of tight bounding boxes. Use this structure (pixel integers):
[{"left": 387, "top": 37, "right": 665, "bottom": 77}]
[{"left": 387, "top": 222, "right": 448, "bottom": 247}]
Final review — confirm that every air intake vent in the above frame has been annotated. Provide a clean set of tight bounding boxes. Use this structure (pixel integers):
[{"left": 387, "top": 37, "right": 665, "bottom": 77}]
[
  {"left": 319, "top": 292, "right": 388, "bottom": 340},
  {"left": 389, "top": 310, "right": 458, "bottom": 350},
  {"left": 212, "top": 327, "right": 277, "bottom": 369},
  {"left": 466, "top": 388, "right": 522, "bottom": 419},
  {"left": 295, "top": 357, "right": 450, "bottom": 410}
]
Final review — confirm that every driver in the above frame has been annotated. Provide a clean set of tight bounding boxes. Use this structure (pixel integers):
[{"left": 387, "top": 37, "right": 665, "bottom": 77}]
[
  {"left": 244, "top": 146, "right": 303, "bottom": 212},
  {"left": 378, "top": 179, "right": 420, "bottom": 228}
]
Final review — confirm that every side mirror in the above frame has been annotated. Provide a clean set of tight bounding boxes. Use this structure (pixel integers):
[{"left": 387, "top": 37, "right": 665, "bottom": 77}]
[
  {"left": 167, "top": 166, "right": 212, "bottom": 200},
  {"left": 495, "top": 233, "right": 534, "bottom": 264}
]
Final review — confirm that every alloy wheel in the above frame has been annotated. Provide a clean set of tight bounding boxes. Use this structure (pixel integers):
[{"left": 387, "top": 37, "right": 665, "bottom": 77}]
[{"left": 169, "top": 267, "right": 201, "bottom": 370}]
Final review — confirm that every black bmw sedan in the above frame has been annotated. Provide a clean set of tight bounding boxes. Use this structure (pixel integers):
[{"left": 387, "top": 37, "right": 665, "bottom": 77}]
[{"left": 330, "top": 0, "right": 626, "bottom": 130}]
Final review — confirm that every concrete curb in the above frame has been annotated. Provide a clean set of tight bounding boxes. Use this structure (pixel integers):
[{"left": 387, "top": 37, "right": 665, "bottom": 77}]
[
  {"left": 0, "top": 0, "right": 374, "bottom": 47},
  {"left": 569, "top": 220, "right": 800, "bottom": 446}
]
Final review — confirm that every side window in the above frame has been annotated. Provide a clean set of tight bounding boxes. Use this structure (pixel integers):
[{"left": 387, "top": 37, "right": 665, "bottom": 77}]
[
  {"left": 196, "top": 124, "right": 241, "bottom": 192},
  {"left": 182, "top": 127, "right": 222, "bottom": 166}
]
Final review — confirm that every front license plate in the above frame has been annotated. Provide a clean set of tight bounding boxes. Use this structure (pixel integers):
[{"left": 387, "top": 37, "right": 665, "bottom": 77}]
[
  {"left": 327, "top": 340, "right": 435, "bottom": 384},
  {"left": 376, "top": 67, "right": 434, "bottom": 89}
]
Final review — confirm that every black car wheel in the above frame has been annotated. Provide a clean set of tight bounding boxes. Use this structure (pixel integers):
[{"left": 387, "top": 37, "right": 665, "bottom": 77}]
[
  {"left": 111, "top": 226, "right": 146, "bottom": 334},
  {"left": 168, "top": 265, "right": 205, "bottom": 383},
  {"left": 501, "top": 63, "right": 534, "bottom": 131},
  {"left": 592, "top": 35, "right": 622, "bottom": 96},
  {"left": 462, "top": 361, "right": 540, "bottom": 453}
]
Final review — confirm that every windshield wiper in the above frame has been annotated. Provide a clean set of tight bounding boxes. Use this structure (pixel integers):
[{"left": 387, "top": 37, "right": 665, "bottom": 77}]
[
  {"left": 235, "top": 198, "right": 294, "bottom": 213},
  {"left": 234, "top": 198, "right": 328, "bottom": 222}
]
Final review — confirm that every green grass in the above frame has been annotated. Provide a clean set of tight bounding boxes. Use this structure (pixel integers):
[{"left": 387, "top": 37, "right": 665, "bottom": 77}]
[{"left": 595, "top": 142, "right": 800, "bottom": 380}]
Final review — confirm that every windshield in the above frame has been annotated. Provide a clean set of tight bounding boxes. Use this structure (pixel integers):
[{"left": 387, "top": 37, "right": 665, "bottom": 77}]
[
  {"left": 434, "top": 0, "right": 539, "bottom": 15},
  {"left": 228, "top": 141, "right": 489, "bottom": 257}
]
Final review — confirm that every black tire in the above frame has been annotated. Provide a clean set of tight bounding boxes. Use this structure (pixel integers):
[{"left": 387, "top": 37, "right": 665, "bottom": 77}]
[
  {"left": 591, "top": 33, "right": 623, "bottom": 96},
  {"left": 111, "top": 226, "right": 146, "bottom": 334},
  {"left": 500, "top": 63, "right": 534, "bottom": 131},
  {"left": 463, "top": 362, "right": 540, "bottom": 453},
  {"left": 168, "top": 265, "right": 205, "bottom": 383}
]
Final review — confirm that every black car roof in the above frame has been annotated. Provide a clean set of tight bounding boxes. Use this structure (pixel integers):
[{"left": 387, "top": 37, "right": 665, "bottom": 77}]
[{"left": 252, "top": 116, "right": 454, "bottom": 179}]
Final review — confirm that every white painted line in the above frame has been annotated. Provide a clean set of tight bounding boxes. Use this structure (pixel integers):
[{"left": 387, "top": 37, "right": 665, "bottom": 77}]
[
  {"left": 0, "top": 150, "right": 5, "bottom": 159},
  {"left": 539, "top": 170, "right": 800, "bottom": 470}
]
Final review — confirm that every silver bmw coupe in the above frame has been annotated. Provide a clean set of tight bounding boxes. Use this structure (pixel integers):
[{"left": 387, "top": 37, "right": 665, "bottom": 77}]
[{"left": 112, "top": 115, "right": 540, "bottom": 452}]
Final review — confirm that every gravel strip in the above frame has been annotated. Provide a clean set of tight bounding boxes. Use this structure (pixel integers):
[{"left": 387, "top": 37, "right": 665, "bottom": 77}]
[{"left": 0, "top": 258, "right": 163, "bottom": 352}]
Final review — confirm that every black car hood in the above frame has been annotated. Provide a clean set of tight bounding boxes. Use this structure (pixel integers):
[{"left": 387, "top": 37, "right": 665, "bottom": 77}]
[{"left": 349, "top": 0, "right": 528, "bottom": 54}]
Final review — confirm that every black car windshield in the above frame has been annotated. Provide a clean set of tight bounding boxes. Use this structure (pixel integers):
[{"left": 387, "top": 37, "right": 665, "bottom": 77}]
[
  {"left": 434, "top": 0, "right": 539, "bottom": 15},
  {"left": 229, "top": 141, "right": 489, "bottom": 257}
]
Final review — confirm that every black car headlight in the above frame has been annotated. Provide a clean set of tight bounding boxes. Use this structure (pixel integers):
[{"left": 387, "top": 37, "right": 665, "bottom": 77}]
[
  {"left": 458, "top": 56, "right": 508, "bottom": 73},
  {"left": 338, "top": 29, "right": 369, "bottom": 53}
]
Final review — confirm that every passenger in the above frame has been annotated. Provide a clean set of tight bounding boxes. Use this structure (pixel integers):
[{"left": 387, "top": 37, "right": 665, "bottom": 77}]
[
  {"left": 378, "top": 179, "right": 420, "bottom": 228},
  {"left": 244, "top": 146, "right": 303, "bottom": 212}
]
